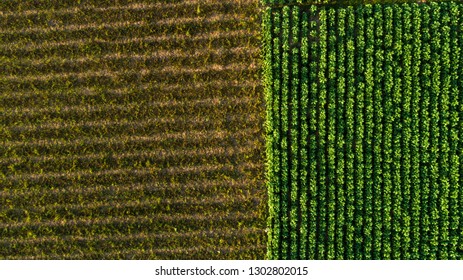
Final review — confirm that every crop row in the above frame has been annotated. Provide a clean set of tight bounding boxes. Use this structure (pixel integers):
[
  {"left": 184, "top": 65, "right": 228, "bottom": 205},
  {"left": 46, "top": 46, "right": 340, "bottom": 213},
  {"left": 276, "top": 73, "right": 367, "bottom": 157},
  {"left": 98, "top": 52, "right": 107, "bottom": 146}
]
[
  {"left": 0, "top": 1, "right": 257, "bottom": 31},
  {"left": 0, "top": 228, "right": 264, "bottom": 259},
  {"left": 0, "top": 29, "right": 260, "bottom": 62}
]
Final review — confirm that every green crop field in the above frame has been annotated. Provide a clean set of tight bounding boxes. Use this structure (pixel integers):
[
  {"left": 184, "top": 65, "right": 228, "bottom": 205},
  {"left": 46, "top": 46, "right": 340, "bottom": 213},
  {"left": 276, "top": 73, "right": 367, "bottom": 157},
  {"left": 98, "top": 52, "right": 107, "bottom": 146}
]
[
  {"left": 0, "top": 0, "right": 266, "bottom": 259},
  {"left": 263, "top": 1, "right": 463, "bottom": 259},
  {"left": 2, "top": 0, "right": 462, "bottom": 261}
]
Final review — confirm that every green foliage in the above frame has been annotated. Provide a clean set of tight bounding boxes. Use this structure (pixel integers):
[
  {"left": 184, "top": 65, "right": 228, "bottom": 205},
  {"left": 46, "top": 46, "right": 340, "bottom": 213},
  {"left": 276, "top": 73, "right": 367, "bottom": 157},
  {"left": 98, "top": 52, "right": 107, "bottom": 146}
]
[
  {"left": 335, "top": 7, "right": 346, "bottom": 259},
  {"left": 382, "top": 4, "right": 394, "bottom": 258},
  {"left": 264, "top": 1, "right": 463, "bottom": 259},
  {"left": 299, "top": 9, "right": 310, "bottom": 260},
  {"left": 289, "top": 5, "right": 301, "bottom": 259},
  {"left": 390, "top": 3, "right": 403, "bottom": 259},
  {"left": 419, "top": 3, "right": 432, "bottom": 258},
  {"left": 344, "top": 5, "right": 355, "bottom": 259},
  {"left": 307, "top": 5, "right": 319, "bottom": 259},
  {"left": 363, "top": 4, "right": 374, "bottom": 258},
  {"left": 372, "top": 3, "right": 384, "bottom": 259},
  {"left": 316, "top": 7, "right": 328, "bottom": 259},
  {"left": 280, "top": 5, "right": 291, "bottom": 258},
  {"left": 353, "top": 5, "right": 365, "bottom": 259},
  {"left": 409, "top": 2, "right": 422, "bottom": 259},
  {"left": 447, "top": 2, "right": 461, "bottom": 260}
]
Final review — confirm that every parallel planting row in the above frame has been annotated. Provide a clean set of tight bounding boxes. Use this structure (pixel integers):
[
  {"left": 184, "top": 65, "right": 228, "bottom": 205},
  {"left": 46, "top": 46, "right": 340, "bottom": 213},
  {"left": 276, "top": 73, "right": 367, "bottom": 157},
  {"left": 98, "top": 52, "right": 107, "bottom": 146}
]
[
  {"left": 0, "top": 0, "right": 265, "bottom": 259},
  {"left": 263, "top": 2, "right": 463, "bottom": 259}
]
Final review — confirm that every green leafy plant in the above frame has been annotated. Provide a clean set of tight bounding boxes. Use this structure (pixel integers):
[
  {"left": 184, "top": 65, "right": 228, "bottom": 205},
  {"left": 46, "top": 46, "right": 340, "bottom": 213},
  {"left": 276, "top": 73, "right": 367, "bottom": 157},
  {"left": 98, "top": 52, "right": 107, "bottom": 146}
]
[{"left": 264, "top": 1, "right": 463, "bottom": 259}]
